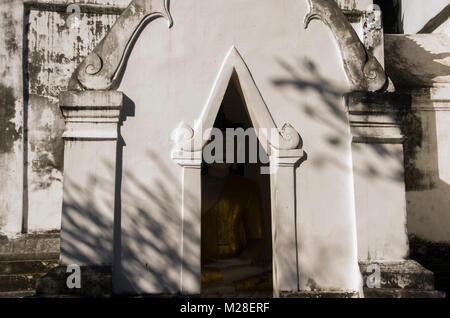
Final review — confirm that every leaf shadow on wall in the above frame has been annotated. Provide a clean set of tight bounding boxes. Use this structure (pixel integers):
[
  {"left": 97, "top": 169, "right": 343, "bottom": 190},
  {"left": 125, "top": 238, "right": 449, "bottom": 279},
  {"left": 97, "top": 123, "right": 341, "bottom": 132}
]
[
  {"left": 57, "top": 94, "right": 200, "bottom": 295},
  {"left": 271, "top": 57, "right": 407, "bottom": 289},
  {"left": 272, "top": 58, "right": 406, "bottom": 185}
]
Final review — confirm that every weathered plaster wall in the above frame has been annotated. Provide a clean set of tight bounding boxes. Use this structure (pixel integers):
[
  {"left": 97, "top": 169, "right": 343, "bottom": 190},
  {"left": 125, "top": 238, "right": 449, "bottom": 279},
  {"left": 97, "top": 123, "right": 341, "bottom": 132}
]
[
  {"left": 1, "top": 1, "right": 125, "bottom": 237},
  {"left": 385, "top": 34, "right": 450, "bottom": 243},
  {"left": 401, "top": 0, "right": 449, "bottom": 34},
  {"left": 24, "top": 4, "right": 120, "bottom": 233},
  {"left": 0, "top": 0, "right": 24, "bottom": 237}
]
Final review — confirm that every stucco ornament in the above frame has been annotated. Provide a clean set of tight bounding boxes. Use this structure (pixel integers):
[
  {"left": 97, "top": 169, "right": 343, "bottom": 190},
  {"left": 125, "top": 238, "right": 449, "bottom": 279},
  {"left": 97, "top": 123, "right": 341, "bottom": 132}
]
[
  {"left": 304, "top": 0, "right": 389, "bottom": 92},
  {"left": 69, "top": 0, "right": 389, "bottom": 93},
  {"left": 68, "top": 0, "right": 173, "bottom": 91},
  {"left": 278, "top": 123, "right": 301, "bottom": 150},
  {"left": 171, "top": 122, "right": 195, "bottom": 151}
]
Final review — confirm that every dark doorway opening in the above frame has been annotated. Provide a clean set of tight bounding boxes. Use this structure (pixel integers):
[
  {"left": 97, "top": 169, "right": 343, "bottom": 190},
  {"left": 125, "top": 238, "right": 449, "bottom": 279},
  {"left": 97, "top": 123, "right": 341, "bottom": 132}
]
[{"left": 200, "top": 75, "right": 273, "bottom": 297}]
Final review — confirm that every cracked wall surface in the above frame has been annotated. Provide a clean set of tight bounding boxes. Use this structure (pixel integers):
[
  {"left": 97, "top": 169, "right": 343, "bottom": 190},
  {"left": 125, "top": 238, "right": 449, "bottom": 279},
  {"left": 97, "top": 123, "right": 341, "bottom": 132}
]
[
  {"left": 25, "top": 6, "right": 120, "bottom": 232},
  {"left": 1, "top": 0, "right": 123, "bottom": 237},
  {"left": 0, "top": 0, "right": 24, "bottom": 237}
]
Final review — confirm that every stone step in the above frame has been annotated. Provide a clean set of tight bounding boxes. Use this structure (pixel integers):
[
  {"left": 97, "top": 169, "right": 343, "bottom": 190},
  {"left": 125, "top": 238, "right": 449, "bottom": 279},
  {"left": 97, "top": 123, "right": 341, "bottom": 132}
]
[
  {"left": 36, "top": 266, "right": 112, "bottom": 297},
  {"left": 363, "top": 288, "right": 446, "bottom": 298},
  {"left": 359, "top": 260, "right": 435, "bottom": 290},
  {"left": 0, "top": 290, "right": 36, "bottom": 298},
  {"left": 0, "top": 233, "right": 60, "bottom": 261},
  {"left": 281, "top": 291, "right": 358, "bottom": 298},
  {"left": 0, "top": 273, "right": 47, "bottom": 292},
  {"left": 0, "top": 260, "right": 59, "bottom": 275},
  {"left": 0, "top": 253, "right": 59, "bottom": 261}
]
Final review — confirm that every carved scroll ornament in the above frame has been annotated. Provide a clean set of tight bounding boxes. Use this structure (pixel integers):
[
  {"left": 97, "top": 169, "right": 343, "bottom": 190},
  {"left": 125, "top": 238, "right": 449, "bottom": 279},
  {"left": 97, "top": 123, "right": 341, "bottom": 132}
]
[
  {"left": 304, "top": 0, "right": 389, "bottom": 92},
  {"left": 68, "top": 0, "right": 173, "bottom": 91}
]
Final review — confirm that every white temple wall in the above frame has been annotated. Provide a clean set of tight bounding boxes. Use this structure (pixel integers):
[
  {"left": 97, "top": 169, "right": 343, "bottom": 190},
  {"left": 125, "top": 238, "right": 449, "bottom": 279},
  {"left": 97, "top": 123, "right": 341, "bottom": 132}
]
[
  {"left": 115, "top": 0, "right": 359, "bottom": 293},
  {"left": 1, "top": 0, "right": 447, "bottom": 295}
]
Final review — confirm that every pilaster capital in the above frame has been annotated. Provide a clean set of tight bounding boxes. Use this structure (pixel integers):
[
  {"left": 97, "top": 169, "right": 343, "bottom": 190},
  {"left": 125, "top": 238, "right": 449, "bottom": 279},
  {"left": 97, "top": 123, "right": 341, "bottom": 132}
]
[
  {"left": 270, "top": 148, "right": 304, "bottom": 167},
  {"left": 59, "top": 90, "right": 123, "bottom": 140},
  {"left": 171, "top": 150, "right": 202, "bottom": 168},
  {"left": 345, "top": 92, "right": 411, "bottom": 144}
]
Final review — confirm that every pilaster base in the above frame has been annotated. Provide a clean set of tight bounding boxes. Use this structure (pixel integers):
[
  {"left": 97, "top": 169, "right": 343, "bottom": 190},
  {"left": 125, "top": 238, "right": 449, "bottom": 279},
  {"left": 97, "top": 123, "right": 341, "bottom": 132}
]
[{"left": 359, "top": 260, "right": 445, "bottom": 298}]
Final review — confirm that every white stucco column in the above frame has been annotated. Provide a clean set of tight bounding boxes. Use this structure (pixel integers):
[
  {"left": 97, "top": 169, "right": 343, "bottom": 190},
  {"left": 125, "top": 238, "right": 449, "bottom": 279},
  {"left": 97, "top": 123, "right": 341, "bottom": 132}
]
[
  {"left": 59, "top": 91, "right": 123, "bottom": 266},
  {"left": 407, "top": 87, "right": 450, "bottom": 242},
  {"left": 346, "top": 92, "right": 409, "bottom": 261},
  {"left": 270, "top": 148, "right": 303, "bottom": 297},
  {"left": 172, "top": 150, "right": 202, "bottom": 294}
]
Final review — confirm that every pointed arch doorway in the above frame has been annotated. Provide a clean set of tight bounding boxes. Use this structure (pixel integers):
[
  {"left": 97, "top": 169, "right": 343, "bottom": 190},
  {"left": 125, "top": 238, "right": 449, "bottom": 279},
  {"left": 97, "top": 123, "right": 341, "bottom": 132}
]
[
  {"left": 200, "top": 74, "right": 273, "bottom": 296},
  {"left": 172, "top": 47, "right": 304, "bottom": 297}
]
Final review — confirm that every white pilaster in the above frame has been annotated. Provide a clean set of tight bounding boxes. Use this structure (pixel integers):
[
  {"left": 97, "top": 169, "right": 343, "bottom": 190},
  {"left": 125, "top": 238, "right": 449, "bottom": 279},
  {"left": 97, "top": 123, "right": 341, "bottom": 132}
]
[
  {"left": 59, "top": 91, "right": 123, "bottom": 266},
  {"left": 270, "top": 148, "right": 303, "bottom": 297},
  {"left": 346, "top": 92, "right": 409, "bottom": 261},
  {"left": 172, "top": 150, "right": 202, "bottom": 294}
]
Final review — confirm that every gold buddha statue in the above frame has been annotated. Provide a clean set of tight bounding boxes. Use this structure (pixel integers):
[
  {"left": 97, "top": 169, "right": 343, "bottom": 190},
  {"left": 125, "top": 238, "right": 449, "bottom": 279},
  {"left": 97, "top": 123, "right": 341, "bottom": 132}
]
[
  {"left": 202, "top": 173, "right": 264, "bottom": 263},
  {"left": 201, "top": 162, "right": 271, "bottom": 294}
]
